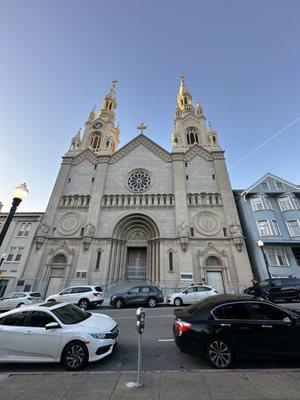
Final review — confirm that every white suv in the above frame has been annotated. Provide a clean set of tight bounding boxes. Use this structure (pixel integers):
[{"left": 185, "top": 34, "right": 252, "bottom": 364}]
[
  {"left": 46, "top": 286, "right": 103, "bottom": 310},
  {"left": 0, "top": 292, "right": 42, "bottom": 311},
  {"left": 166, "top": 285, "right": 218, "bottom": 306}
]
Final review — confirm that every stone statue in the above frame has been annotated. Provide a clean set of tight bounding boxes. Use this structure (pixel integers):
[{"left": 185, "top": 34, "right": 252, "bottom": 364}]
[
  {"left": 39, "top": 222, "right": 50, "bottom": 235},
  {"left": 84, "top": 223, "right": 95, "bottom": 236},
  {"left": 229, "top": 221, "right": 242, "bottom": 237},
  {"left": 178, "top": 222, "right": 189, "bottom": 237}
]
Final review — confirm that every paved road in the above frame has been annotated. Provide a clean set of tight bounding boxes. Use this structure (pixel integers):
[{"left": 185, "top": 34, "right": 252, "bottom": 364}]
[{"left": 1, "top": 303, "right": 300, "bottom": 373}]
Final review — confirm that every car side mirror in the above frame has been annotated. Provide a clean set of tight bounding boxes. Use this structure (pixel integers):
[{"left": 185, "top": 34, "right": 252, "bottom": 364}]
[
  {"left": 183, "top": 290, "right": 187, "bottom": 295},
  {"left": 283, "top": 316, "right": 291, "bottom": 324},
  {"left": 45, "top": 322, "right": 61, "bottom": 330}
]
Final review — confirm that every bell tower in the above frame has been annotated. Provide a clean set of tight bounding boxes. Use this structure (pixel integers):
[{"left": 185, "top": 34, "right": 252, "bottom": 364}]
[
  {"left": 78, "top": 80, "right": 120, "bottom": 155},
  {"left": 171, "top": 75, "right": 220, "bottom": 152}
]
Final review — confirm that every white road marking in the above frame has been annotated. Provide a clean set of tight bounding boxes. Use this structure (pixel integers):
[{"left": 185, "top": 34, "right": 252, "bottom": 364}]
[{"left": 158, "top": 339, "right": 174, "bottom": 342}]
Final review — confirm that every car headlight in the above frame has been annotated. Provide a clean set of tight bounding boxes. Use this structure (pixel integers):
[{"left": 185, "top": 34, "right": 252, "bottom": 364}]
[{"left": 89, "top": 333, "right": 106, "bottom": 339}]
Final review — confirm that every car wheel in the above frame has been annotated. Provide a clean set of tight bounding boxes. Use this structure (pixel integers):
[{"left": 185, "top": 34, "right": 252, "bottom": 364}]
[
  {"left": 62, "top": 341, "right": 88, "bottom": 371},
  {"left": 78, "top": 299, "right": 90, "bottom": 310},
  {"left": 16, "top": 303, "right": 24, "bottom": 308},
  {"left": 174, "top": 297, "right": 183, "bottom": 307},
  {"left": 114, "top": 299, "right": 124, "bottom": 309},
  {"left": 148, "top": 297, "right": 157, "bottom": 308},
  {"left": 206, "top": 338, "right": 234, "bottom": 369}
]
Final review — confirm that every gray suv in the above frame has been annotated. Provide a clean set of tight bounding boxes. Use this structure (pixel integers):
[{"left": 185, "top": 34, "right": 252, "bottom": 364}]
[{"left": 110, "top": 285, "right": 164, "bottom": 309}]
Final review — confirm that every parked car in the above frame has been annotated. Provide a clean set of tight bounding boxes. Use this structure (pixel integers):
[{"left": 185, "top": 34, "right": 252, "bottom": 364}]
[
  {"left": 0, "top": 291, "right": 42, "bottom": 311},
  {"left": 243, "top": 278, "right": 300, "bottom": 302},
  {"left": 166, "top": 285, "right": 218, "bottom": 306},
  {"left": 110, "top": 285, "right": 164, "bottom": 308},
  {"left": 46, "top": 286, "right": 103, "bottom": 310},
  {"left": 0, "top": 301, "right": 119, "bottom": 370},
  {"left": 173, "top": 294, "right": 300, "bottom": 369}
]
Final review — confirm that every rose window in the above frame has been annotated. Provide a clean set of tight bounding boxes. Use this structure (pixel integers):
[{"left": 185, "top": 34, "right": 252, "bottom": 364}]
[{"left": 128, "top": 171, "right": 151, "bottom": 192}]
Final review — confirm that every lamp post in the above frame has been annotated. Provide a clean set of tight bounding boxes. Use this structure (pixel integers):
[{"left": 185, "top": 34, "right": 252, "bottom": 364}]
[
  {"left": 257, "top": 240, "right": 271, "bottom": 280},
  {"left": 0, "top": 184, "right": 29, "bottom": 247}
]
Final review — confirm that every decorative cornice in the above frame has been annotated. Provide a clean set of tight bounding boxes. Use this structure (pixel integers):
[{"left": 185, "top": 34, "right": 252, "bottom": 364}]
[
  {"left": 62, "top": 149, "right": 110, "bottom": 166},
  {"left": 183, "top": 145, "right": 214, "bottom": 161}
]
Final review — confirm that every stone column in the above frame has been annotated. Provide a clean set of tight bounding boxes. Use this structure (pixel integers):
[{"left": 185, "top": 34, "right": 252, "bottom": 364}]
[{"left": 172, "top": 157, "right": 193, "bottom": 279}]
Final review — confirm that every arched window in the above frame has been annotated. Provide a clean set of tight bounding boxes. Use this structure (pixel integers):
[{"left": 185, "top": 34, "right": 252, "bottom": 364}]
[
  {"left": 24, "top": 223, "right": 31, "bottom": 237},
  {"left": 90, "top": 132, "right": 101, "bottom": 150},
  {"left": 168, "top": 251, "right": 174, "bottom": 272},
  {"left": 186, "top": 128, "right": 199, "bottom": 145},
  {"left": 95, "top": 251, "right": 101, "bottom": 270},
  {"left": 205, "top": 256, "right": 222, "bottom": 266},
  {"left": 52, "top": 254, "right": 67, "bottom": 264},
  {"left": 18, "top": 223, "right": 26, "bottom": 236}
]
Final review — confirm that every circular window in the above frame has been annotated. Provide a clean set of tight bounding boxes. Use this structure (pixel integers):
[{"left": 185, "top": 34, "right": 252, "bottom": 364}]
[{"left": 128, "top": 171, "right": 151, "bottom": 192}]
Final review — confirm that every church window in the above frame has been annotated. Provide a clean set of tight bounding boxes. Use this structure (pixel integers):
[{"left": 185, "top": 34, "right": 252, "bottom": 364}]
[
  {"left": 170, "top": 196, "right": 173, "bottom": 205},
  {"left": 86, "top": 196, "right": 90, "bottom": 206},
  {"left": 90, "top": 133, "right": 101, "bottom": 150},
  {"left": 24, "top": 223, "right": 31, "bottom": 237},
  {"left": 168, "top": 252, "right": 174, "bottom": 272},
  {"left": 185, "top": 162, "right": 188, "bottom": 167},
  {"left": 190, "top": 227, "right": 194, "bottom": 236},
  {"left": 18, "top": 223, "right": 26, "bottom": 236},
  {"left": 106, "top": 140, "right": 110, "bottom": 148},
  {"left": 68, "top": 178, "right": 71, "bottom": 183},
  {"left": 92, "top": 177, "right": 95, "bottom": 182},
  {"left": 52, "top": 254, "right": 67, "bottom": 264},
  {"left": 128, "top": 171, "right": 151, "bottom": 192},
  {"left": 95, "top": 251, "right": 101, "bottom": 270},
  {"left": 186, "top": 128, "right": 199, "bottom": 145},
  {"left": 212, "top": 174, "right": 215, "bottom": 180},
  {"left": 223, "top": 227, "right": 227, "bottom": 236},
  {"left": 186, "top": 175, "right": 189, "bottom": 180},
  {"left": 80, "top": 227, "right": 84, "bottom": 236},
  {"left": 94, "top": 165, "right": 97, "bottom": 170}
]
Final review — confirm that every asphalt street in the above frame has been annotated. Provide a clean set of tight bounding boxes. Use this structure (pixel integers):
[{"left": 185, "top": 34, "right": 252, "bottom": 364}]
[{"left": 1, "top": 303, "right": 300, "bottom": 373}]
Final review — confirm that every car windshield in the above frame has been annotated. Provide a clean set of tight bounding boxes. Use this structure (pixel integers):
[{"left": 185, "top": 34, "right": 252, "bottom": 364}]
[
  {"left": 52, "top": 304, "right": 91, "bottom": 325},
  {"left": 186, "top": 297, "right": 214, "bottom": 314}
]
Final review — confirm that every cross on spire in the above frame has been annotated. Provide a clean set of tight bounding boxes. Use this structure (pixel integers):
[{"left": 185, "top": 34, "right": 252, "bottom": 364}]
[
  {"left": 111, "top": 80, "right": 118, "bottom": 88},
  {"left": 178, "top": 74, "right": 185, "bottom": 84},
  {"left": 137, "top": 123, "right": 148, "bottom": 135}
]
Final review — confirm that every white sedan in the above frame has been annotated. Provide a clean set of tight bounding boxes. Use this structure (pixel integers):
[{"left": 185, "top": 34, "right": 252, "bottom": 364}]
[
  {"left": 0, "top": 302, "right": 119, "bottom": 370},
  {"left": 0, "top": 291, "right": 42, "bottom": 311},
  {"left": 166, "top": 285, "right": 218, "bottom": 306}
]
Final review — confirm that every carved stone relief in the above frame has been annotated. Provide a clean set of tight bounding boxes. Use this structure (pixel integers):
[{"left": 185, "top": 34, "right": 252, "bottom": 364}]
[
  {"left": 194, "top": 211, "right": 220, "bottom": 236},
  {"left": 57, "top": 212, "right": 82, "bottom": 236}
]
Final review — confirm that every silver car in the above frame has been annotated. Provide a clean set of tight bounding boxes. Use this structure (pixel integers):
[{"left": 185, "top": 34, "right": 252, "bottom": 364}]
[{"left": 0, "top": 292, "right": 42, "bottom": 311}]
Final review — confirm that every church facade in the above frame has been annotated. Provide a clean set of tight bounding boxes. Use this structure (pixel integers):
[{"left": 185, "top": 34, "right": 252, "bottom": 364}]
[{"left": 22, "top": 77, "right": 253, "bottom": 296}]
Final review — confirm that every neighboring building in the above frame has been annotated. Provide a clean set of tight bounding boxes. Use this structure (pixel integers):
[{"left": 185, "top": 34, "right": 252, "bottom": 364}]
[
  {"left": 0, "top": 212, "right": 44, "bottom": 296},
  {"left": 21, "top": 77, "right": 253, "bottom": 297},
  {"left": 235, "top": 173, "right": 300, "bottom": 281}
]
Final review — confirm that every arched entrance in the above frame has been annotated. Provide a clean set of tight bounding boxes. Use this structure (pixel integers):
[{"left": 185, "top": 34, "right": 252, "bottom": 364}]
[
  {"left": 107, "top": 214, "right": 160, "bottom": 283},
  {"left": 205, "top": 256, "right": 225, "bottom": 294},
  {"left": 45, "top": 254, "right": 67, "bottom": 297}
]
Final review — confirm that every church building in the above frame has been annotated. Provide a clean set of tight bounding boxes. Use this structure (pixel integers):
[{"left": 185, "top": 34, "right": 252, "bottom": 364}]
[{"left": 21, "top": 77, "right": 253, "bottom": 296}]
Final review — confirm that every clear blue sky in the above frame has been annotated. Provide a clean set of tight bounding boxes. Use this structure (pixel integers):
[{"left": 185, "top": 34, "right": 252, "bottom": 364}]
[{"left": 1, "top": 0, "right": 299, "bottom": 212}]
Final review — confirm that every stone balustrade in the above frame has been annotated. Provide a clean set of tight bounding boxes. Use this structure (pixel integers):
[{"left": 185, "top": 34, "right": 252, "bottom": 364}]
[
  {"left": 102, "top": 193, "right": 175, "bottom": 207},
  {"left": 187, "top": 193, "right": 222, "bottom": 206},
  {"left": 59, "top": 195, "right": 91, "bottom": 208}
]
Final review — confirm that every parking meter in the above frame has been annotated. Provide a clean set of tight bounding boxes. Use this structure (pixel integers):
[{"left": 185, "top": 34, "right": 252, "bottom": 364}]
[{"left": 136, "top": 307, "right": 145, "bottom": 334}]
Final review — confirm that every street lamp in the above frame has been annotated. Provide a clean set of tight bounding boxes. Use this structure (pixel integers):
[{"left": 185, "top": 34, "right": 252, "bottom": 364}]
[
  {"left": 0, "top": 183, "right": 29, "bottom": 247},
  {"left": 257, "top": 240, "right": 271, "bottom": 280}
]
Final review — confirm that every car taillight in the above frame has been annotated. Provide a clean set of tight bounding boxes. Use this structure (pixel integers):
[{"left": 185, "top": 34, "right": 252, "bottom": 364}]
[
  {"left": 93, "top": 292, "right": 101, "bottom": 297},
  {"left": 175, "top": 320, "right": 192, "bottom": 332}
]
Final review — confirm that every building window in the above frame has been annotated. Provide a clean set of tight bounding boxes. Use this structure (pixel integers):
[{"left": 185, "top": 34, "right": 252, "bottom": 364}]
[
  {"left": 95, "top": 251, "right": 101, "bottom": 270},
  {"left": 68, "top": 178, "right": 71, "bottom": 183},
  {"left": 90, "top": 133, "right": 101, "bottom": 150},
  {"left": 80, "top": 227, "right": 84, "bottom": 236},
  {"left": 265, "top": 248, "right": 289, "bottom": 266},
  {"left": 278, "top": 196, "right": 293, "bottom": 211},
  {"left": 75, "top": 270, "right": 87, "bottom": 278},
  {"left": 94, "top": 165, "right": 97, "bottom": 170},
  {"left": 18, "top": 223, "right": 26, "bottom": 236},
  {"left": 271, "top": 220, "right": 281, "bottom": 236},
  {"left": 257, "top": 220, "right": 272, "bottom": 236},
  {"left": 92, "top": 177, "right": 95, "bottom": 182},
  {"left": 190, "top": 227, "right": 194, "bottom": 236},
  {"left": 223, "top": 227, "right": 227, "bottom": 236},
  {"left": 186, "top": 128, "right": 199, "bottom": 145},
  {"left": 292, "top": 196, "right": 300, "bottom": 210},
  {"left": 292, "top": 247, "right": 300, "bottom": 266},
  {"left": 264, "top": 196, "right": 273, "bottom": 210},
  {"left": 275, "top": 181, "right": 285, "bottom": 190},
  {"left": 286, "top": 220, "right": 300, "bottom": 237},
  {"left": 185, "top": 162, "right": 188, "bottom": 167},
  {"left": 24, "top": 223, "right": 31, "bottom": 237},
  {"left": 186, "top": 175, "right": 189, "bottom": 180},
  {"left": 168, "top": 252, "right": 174, "bottom": 272},
  {"left": 251, "top": 196, "right": 264, "bottom": 211},
  {"left": 180, "top": 273, "right": 194, "bottom": 280},
  {"left": 261, "top": 182, "right": 270, "bottom": 191},
  {"left": 212, "top": 174, "right": 215, "bottom": 180},
  {"left": 6, "top": 247, "right": 24, "bottom": 262}
]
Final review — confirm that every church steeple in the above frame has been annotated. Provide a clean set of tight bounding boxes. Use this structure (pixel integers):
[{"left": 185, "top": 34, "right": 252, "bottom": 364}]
[
  {"left": 172, "top": 75, "right": 220, "bottom": 152},
  {"left": 78, "top": 81, "right": 120, "bottom": 155}
]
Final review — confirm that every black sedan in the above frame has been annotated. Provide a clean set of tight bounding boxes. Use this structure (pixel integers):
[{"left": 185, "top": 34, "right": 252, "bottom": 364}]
[{"left": 173, "top": 294, "right": 300, "bottom": 369}]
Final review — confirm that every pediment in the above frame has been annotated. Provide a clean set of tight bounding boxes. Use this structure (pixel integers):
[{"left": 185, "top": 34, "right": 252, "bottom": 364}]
[
  {"left": 183, "top": 144, "right": 214, "bottom": 161},
  {"left": 49, "top": 241, "right": 75, "bottom": 256},
  {"left": 110, "top": 134, "right": 172, "bottom": 163},
  {"left": 198, "top": 241, "right": 226, "bottom": 257}
]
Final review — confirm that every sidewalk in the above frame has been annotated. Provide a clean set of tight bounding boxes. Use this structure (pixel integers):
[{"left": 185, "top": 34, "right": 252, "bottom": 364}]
[{"left": 1, "top": 369, "right": 300, "bottom": 400}]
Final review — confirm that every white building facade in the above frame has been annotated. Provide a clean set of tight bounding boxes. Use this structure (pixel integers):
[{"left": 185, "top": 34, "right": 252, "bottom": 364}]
[{"left": 21, "top": 78, "right": 253, "bottom": 296}]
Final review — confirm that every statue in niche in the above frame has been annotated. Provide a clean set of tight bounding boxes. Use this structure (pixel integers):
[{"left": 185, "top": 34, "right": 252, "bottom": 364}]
[
  {"left": 229, "top": 221, "right": 242, "bottom": 237},
  {"left": 178, "top": 222, "right": 189, "bottom": 237},
  {"left": 84, "top": 223, "right": 95, "bottom": 236},
  {"left": 39, "top": 222, "right": 50, "bottom": 235}
]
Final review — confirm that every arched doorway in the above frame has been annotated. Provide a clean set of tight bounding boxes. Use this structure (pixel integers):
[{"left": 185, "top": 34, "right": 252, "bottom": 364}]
[
  {"left": 205, "top": 256, "right": 225, "bottom": 294},
  {"left": 107, "top": 213, "right": 160, "bottom": 283},
  {"left": 45, "top": 253, "right": 67, "bottom": 297}
]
